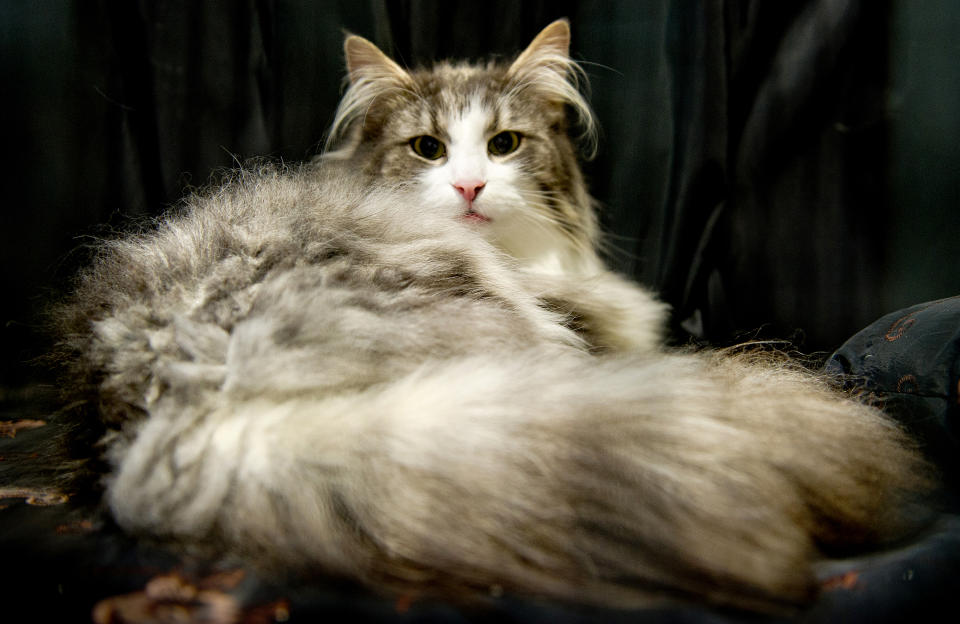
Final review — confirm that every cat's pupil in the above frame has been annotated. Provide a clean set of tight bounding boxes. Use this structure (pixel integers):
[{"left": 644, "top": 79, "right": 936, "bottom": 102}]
[
  {"left": 488, "top": 131, "right": 521, "bottom": 156},
  {"left": 410, "top": 135, "right": 445, "bottom": 160}
]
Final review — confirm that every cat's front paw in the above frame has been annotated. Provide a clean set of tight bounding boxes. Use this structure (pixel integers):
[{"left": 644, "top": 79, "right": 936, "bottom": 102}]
[
  {"left": 529, "top": 270, "right": 669, "bottom": 353},
  {"left": 585, "top": 281, "right": 668, "bottom": 352}
]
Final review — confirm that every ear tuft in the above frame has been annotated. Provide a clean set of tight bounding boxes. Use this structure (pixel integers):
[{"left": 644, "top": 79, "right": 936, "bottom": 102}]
[
  {"left": 326, "top": 35, "right": 414, "bottom": 154},
  {"left": 343, "top": 35, "right": 410, "bottom": 84},
  {"left": 507, "top": 19, "right": 571, "bottom": 76},
  {"left": 506, "top": 19, "right": 597, "bottom": 158}
]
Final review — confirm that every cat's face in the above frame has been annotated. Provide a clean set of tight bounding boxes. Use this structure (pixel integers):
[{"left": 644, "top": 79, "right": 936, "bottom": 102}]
[
  {"left": 375, "top": 63, "right": 571, "bottom": 225},
  {"left": 328, "top": 20, "right": 600, "bottom": 272}
]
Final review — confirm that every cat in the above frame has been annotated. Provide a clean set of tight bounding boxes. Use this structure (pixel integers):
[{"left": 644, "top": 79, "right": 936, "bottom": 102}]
[{"left": 51, "top": 19, "right": 933, "bottom": 613}]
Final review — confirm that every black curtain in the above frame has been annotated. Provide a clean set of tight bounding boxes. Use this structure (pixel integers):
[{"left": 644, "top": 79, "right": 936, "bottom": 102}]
[
  {"left": 3, "top": 0, "right": 959, "bottom": 387},
  {"left": 653, "top": 0, "right": 893, "bottom": 346}
]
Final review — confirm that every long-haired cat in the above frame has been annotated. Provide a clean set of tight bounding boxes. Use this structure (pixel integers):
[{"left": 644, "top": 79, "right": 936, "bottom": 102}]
[{"left": 52, "top": 20, "right": 932, "bottom": 613}]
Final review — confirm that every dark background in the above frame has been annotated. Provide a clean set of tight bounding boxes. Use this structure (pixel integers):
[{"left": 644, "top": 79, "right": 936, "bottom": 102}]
[{"left": 3, "top": 0, "right": 959, "bottom": 388}]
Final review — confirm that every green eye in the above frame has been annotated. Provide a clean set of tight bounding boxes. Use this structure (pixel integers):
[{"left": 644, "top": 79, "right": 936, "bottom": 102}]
[
  {"left": 410, "top": 135, "right": 446, "bottom": 160},
  {"left": 488, "top": 130, "right": 521, "bottom": 156}
]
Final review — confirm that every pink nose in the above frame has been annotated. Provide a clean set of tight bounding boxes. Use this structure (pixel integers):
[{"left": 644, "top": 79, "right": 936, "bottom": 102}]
[{"left": 453, "top": 180, "right": 485, "bottom": 202}]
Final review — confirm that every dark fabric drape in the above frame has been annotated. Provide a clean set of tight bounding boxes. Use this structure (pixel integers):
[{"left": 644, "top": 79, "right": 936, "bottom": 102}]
[
  {"left": 3, "top": 0, "right": 959, "bottom": 386},
  {"left": 653, "top": 0, "right": 892, "bottom": 347}
]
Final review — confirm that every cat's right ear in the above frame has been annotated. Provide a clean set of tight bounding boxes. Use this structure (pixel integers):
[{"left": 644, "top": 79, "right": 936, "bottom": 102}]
[
  {"left": 326, "top": 35, "right": 413, "bottom": 153},
  {"left": 344, "top": 35, "right": 412, "bottom": 86}
]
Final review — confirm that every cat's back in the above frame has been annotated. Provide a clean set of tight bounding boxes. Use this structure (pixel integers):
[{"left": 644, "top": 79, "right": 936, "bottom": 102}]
[
  {"left": 63, "top": 161, "right": 446, "bottom": 329},
  {"left": 53, "top": 162, "right": 578, "bottom": 421}
]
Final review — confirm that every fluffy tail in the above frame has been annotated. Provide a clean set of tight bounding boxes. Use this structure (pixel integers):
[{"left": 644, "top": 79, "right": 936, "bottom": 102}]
[{"left": 104, "top": 346, "right": 932, "bottom": 612}]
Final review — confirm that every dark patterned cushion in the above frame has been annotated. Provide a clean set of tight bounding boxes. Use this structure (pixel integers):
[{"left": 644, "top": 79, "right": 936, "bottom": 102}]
[{"left": 826, "top": 296, "right": 960, "bottom": 493}]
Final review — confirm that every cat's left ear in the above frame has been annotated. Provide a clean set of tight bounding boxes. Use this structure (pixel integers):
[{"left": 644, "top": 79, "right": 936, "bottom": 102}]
[
  {"left": 505, "top": 19, "right": 596, "bottom": 155},
  {"left": 507, "top": 19, "right": 572, "bottom": 79},
  {"left": 344, "top": 35, "right": 413, "bottom": 86}
]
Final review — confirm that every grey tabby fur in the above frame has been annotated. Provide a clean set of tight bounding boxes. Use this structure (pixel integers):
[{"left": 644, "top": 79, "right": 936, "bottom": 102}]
[{"left": 52, "top": 20, "right": 932, "bottom": 612}]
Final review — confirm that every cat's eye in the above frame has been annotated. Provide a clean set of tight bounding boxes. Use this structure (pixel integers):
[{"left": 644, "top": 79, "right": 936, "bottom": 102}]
[
  {"left": 488, "top": 131, "right": 522, "bottom": 156},
  {"left": 409, "top": 135, "right": 446, "bottom": 160}
]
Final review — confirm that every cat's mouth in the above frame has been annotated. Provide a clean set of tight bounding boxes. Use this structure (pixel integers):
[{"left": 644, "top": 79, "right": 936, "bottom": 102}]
[{"left": 463, "top": 209, "right": 491, "bottom": 223}]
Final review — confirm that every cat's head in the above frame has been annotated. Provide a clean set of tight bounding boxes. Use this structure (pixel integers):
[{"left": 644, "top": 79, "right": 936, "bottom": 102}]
[{"left": 325, "top": 20, "right": 601, "bottom": 273}]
